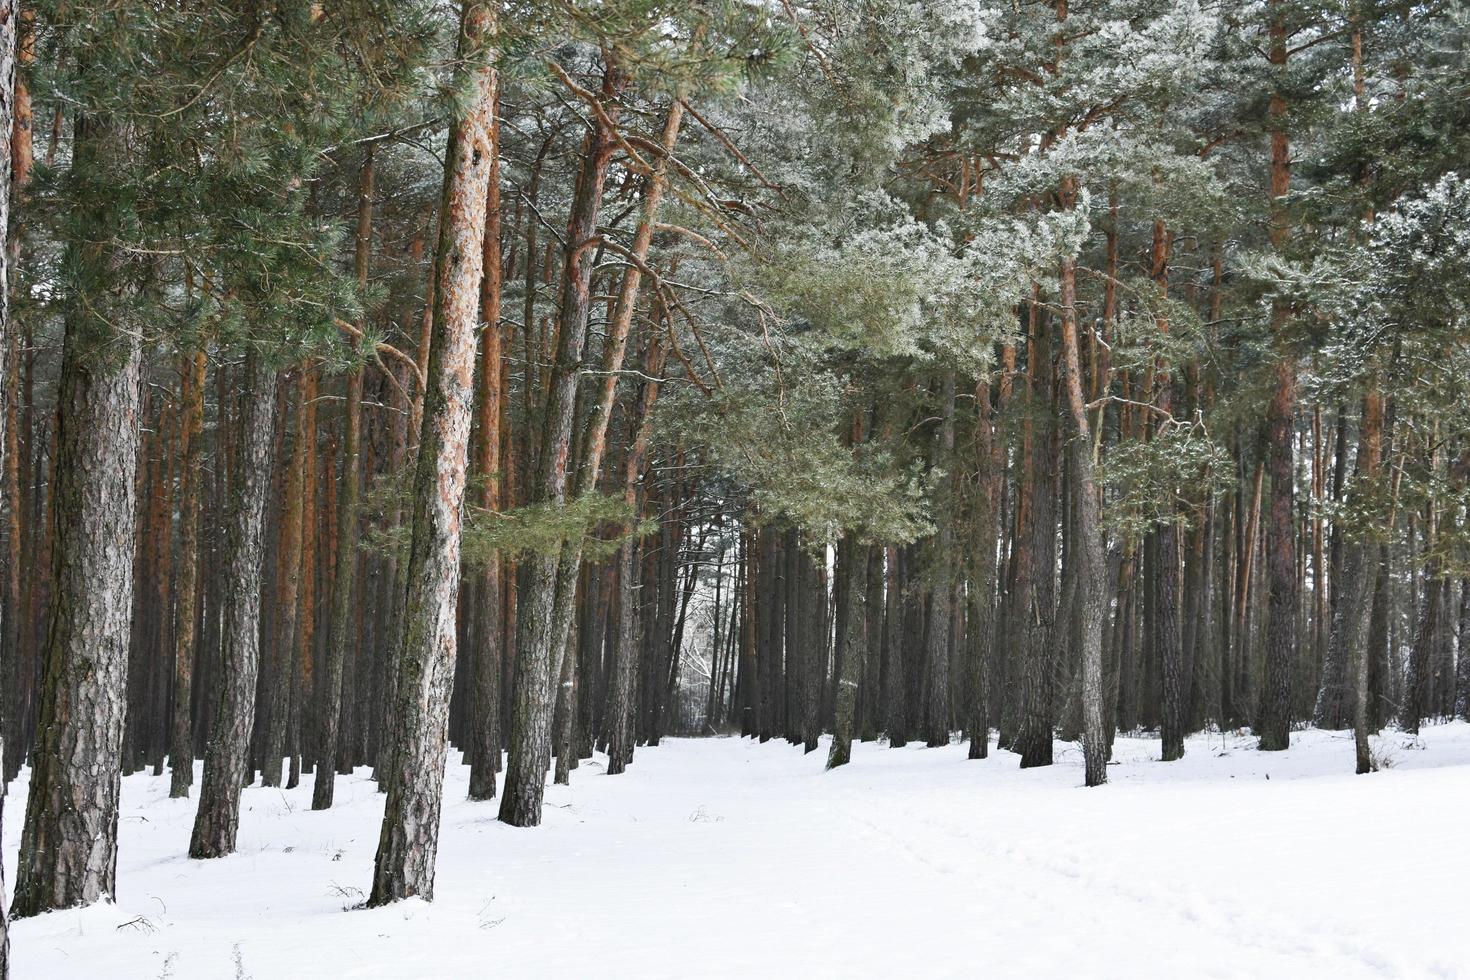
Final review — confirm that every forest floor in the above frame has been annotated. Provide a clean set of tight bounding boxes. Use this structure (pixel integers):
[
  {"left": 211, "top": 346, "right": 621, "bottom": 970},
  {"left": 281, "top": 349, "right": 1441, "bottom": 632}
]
[{"left": 6, "top": 722, "right": 1470, "bottom": 979}]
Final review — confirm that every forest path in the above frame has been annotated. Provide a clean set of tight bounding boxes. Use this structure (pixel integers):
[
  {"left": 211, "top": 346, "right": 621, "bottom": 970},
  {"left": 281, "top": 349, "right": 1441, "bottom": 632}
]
[{"left": 6, "top": 724, "right": 1469, "bottom": 978}]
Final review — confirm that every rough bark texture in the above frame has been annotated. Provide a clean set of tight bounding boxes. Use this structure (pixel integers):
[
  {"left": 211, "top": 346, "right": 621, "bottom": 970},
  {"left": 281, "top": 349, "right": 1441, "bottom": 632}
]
[
  {"left": 286, "top": 369, "right": 319, "bottom": 789},
  {"left": 263, "top": 370, "right": 309, "bottom": 788},
  {"left": 1148, "top": 220, "right": 1185, "bottom": 763},
  {"left": 0, "top": 2, "right": 14, "bottom": 965},
  {"left": 188, "top": 355, "right": 278, "bottom": 859},
  {"left": 606, "top": 538, "right": 639, "bottom": 775},
  {"left": 1258, "top": 1, "right": 1297, "bottom": 753},
  {"left": 1456, "top": 578, "right": 1470, "bottom": 723},
  {"left": 1057, "top": 250, "right": 1108, "bottom": 787},
  {"left": 883, "top": 546, "right": 906, "bottom": 746},
  {"left": 827, "top": 539, "right": 867, "bottom": 769},
  {"left": 1404, "top": 549, "right": 1440, "bottom": 736},
  {"left": 368, "top": 3, "right": 495, "bottom": 904},
  {"left": 1156, "top": 522, "right": 1184, "bottom": 761},
  {"left": 968, "top": 378, "right": 1000, "bottom": 760},
  {"left": 605, "top": 338, "right": 664, "bottom": 776},
  {"left": 13, "top": 318, "right": 142, "bottom": 916},
  {"left": 500, "top": 65, "right": 621, "bottom": 826},
  {"left": 313, "top": 149, "right": 373, "bottom": 811},
  {"left": 1016, "top": 303, "right": 1057, "bottom": 769},
  {"left": 169, "top": 350, "right": 207, "bottom": 798},
  {"left": 924, "top": 373, "right": 956, "bottom": 748},
  {"left": 466, "top": 96, "right": 503, "bottom": 802}
]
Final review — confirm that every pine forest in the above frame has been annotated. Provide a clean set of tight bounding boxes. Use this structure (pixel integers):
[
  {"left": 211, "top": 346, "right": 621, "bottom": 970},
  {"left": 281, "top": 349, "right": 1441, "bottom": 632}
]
[{"left": 0, "top": 1, "right": 1469, "bottom": 976}]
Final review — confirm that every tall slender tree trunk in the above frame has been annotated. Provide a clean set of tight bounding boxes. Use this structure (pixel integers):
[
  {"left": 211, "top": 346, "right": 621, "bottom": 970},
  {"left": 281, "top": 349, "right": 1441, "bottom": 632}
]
[
  {"left": 369, "top": 1, "right": 496, "bottom": 905},
  {"left": 263, "top": 369, "right": 309, "bottom": 787},
  {"left": 189, "top": 355, "right": 278, "bottom": 859},
  {"left": 883, "top": 545, "right": 906, "bottom": 746},
  {"left": 0, "top": 6, "right": 15, "bottom": 967},
  {"left": 924, "top": 373, "right": 956, "bottom": 747},
  {"left": 500, "top": 65, "right": 624, "bottom": 824},
  {"left": 1258, "top": 0, "right": 1298, "bottom": 752},
  {"left": 314, "top": 147, "right": 374, "bottom": 810},
  {"left": 1453, "top": 577, "right": 1469, "bottom": 723},
  {"left": 967, "top": 380, "right": 1000, "bottom": 760},
  {"left": 286, "top": 367, "right": 319, "bottom": 789},
  {"left": 737, "top": 530, "right": 756, "bottom": 736},
  {"left": 1346, "top": 391, "right": 1385, "bottom": 772},
  {"left": 1057, "top": 236, "right": 1108, "bottom": 787},
  {"left": 1017, "top": 300, "right": 1057, "bottom": 769},
  {"left": 605, "top": 336, "right": 665, "bottom": 775},
  {"left": 1404, "top": 525, "right": 1439, "bottom": 737},
  {"left": 467, "top": 95, "right": 504, "bottom": 801},
  {"left": 550, "top": 97, "right": 686, "bottom": 784},
  {"left": 1145, "top": 220, "right": 1186, "bottom": 762},
  {"left": 169, "top": 350, "right": 207, "bottom": 797}
]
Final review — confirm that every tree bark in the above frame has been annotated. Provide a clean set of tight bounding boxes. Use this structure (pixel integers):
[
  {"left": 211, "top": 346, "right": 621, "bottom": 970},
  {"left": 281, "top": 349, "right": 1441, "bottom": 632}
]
[
  {"left": 924, "top": 372, "right": 956, "bottom": 747},
  {"left": 286, "top": 366, "right": 319, "bottom": 789},
  {"left": 828, "top": 538, "right": 867, "bottom": 769},
  {"left": 13, "top": 155, "right": 143, "bottom": 917},
  {"left": 189, "top": 355, "right": 278, "bottom": 859},
  {"left": 1016, "top": 299, "right": 1057, "bottom": 769},
  {"left": 1258, "top": 0, "right": 1298, "bottom": 752},
  {"left": 1454, "top": 578, "right": 1469, "bottom": 723},
  {"left": 0, "top": 5, "right": 15, "bottom": 966},
  {"left": 1057, "top": 244, "right": 1108, "bottom": 787},
  {"left": 967, "top": 377, "right": 1001, "bottom": 760},
  {"left": 500, "top": 64, "right": 623, "bottom": 825},
  {"left": 369, "top": 1, "right": 496, "bottom": 905},
  {"left": 605, "top": 336, "right": 665, "bottom": 775},
  {"left": 169, "top": 350, "right": 207, "bottom": 797},
  {"left": 313, "top": 147, "right": 373, "bottom": 810},
  {"left": 263, "top": 369, "right": 309, "bottom": 787},
  {"left": 466, "top": 90, "right": 504, "bottom": 801}
]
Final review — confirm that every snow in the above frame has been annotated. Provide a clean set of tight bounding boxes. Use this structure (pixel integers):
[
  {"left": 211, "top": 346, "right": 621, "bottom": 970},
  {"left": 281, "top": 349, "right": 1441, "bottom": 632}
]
[{"left": 7, "top": 724, "right": 1470, "bottom": 979}]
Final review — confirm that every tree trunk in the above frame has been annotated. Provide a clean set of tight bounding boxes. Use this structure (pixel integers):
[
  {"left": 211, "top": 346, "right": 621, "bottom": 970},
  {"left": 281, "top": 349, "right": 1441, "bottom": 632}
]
[
  {"left": 189, "top": 355, "right": 279, "bottom": 859},
  {"left": 1057, "top": 244, "right": 1108, "bottom": 786},
  {"left": 1258, "top": 0, "right": 1298, "bottom": 752},
  {"left": 169, "top": 350, "right": 207, "bottom": 797},
  {"left": 313, "top": 147, "right": 374, "bottom": 810},
  {"left": 0, "top": 6, "right": 14, "bottom": 966},
  {"left": 883, "top": 546, "right": 906, "bottom": 746},
  {"left": 605, "top": 337, "right": 665, "bottom": 775},
  {"left": 286, "top": 366, "right": 319, "bottom": 789},
  {"left": 1453, "top": 578, "right": 1469, "bottom": 722},
  {"left": 500, "top": 65, "right": 623, "bottom": 825},
  {"left": 369, "top": 2, "right": 496, "bottom": 905},
  {"left": 1017, "top": 300, "right": 1057, "bottom": 769},
  {"left": 1404, "top": 542, "right": 1439, "bottom": 737},
  {"left": 467, "top": 102, "right": 504, "bottom": 800},
  {"left": 827, "top": 538, "right": 867, "bottom": 769},
  {"left": 263, "top": 369, "right": 309, "bottom": 787},
  {"left": 925, "top": 372, "right": 956, "bottom": 747},
  {"left": 13, "top": 255, "right": 142, "bottom": 917}
]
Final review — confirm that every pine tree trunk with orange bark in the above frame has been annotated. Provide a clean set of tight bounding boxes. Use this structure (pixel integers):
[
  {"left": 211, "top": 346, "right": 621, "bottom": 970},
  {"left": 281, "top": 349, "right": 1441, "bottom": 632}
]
[
  {"left": 314, "top": 146, "right": 373, "bottom": 811},
  {"left": 369, "top": 1, "right": 497, "bottom": 905},
  {"left": 467, "top": 102, "right": 505, "bottom": 802}
]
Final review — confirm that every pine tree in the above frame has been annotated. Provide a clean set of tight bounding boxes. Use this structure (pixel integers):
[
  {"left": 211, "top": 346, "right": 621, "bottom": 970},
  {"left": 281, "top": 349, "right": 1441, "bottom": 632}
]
[{"left": 369, "top": 0, "right": 497, "bottom": 905}]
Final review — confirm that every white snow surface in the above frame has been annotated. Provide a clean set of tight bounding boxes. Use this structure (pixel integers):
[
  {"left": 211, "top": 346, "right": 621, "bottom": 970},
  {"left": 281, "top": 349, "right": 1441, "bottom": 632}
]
[{"left": 6, "top": 725, "right": 1470, "bottom": 979}]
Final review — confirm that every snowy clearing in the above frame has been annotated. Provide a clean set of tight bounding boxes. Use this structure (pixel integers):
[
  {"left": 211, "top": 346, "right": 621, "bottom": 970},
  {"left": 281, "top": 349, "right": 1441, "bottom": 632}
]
[{"left": 7, "top": 724, "right": 1470, "bottom": 979}]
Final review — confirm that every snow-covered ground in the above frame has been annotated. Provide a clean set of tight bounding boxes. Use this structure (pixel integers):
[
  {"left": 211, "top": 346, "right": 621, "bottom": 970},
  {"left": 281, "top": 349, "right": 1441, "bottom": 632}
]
[{"left": 6, "top": 724, "right": 1470, "bottom": 979}]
